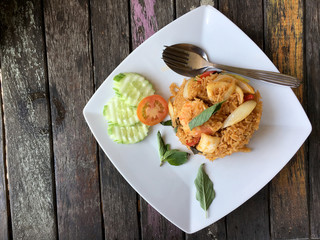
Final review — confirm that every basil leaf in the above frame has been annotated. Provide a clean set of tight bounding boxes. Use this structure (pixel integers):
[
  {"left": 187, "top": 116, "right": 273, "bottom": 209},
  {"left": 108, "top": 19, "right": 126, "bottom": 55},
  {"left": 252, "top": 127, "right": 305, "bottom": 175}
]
[
  {"left": 162, "top": 150, "right": 188, "bottom": 166},
  {"left": 165, "top": 144, "right": 170, "bottom": 151},
  {"left": 160, "top": 120, "right": 172, "bottom": 126},
  {"left": 167, "top": 151, "right": 188, "bottom": 166},
  {"left": 157, "top": 131, "right": 166, "bottom": 161},
  {"left": 188, "top": 101, "right": 225, "bottom": 130},
  {"left": 194, "top": 163, "right": 215, "bottom": 217},
  {"left": 162, "top": 149, "right": 178, "bottom": 160},
  {"left": 157, "top": 132, "right": 188, "bottom": 166}
]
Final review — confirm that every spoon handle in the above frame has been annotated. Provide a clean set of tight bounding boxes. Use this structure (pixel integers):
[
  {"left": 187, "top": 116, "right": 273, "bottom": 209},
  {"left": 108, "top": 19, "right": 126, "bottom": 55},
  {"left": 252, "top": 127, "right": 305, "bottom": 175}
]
[{"left": 207, "top": 62, "right": 301, "bottom": 87}]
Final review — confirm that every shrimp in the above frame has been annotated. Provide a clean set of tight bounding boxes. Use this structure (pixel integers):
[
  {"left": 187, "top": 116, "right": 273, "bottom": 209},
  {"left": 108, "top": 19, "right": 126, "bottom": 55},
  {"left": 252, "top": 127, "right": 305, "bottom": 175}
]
[{"left": 178, "top": 99, "right": 206, "bottom": 129}]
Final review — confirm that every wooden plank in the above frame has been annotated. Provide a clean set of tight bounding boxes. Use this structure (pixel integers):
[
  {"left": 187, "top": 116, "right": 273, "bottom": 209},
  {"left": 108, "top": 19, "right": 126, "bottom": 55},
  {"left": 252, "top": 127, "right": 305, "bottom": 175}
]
[
  {"left": 130, "top": 0, "right": 184, "bottom": 238},
  {"left": 186, "top": 219, "right": 226, "bottom": 240},
  {"left": 306, "top": 0, "right": 320, "bottom": 238},
  {"left": 89, "top": 0, "right": 140, "bottom": 239},
  {"left": 265, "top": 0, "right": 309, "bottom": 239},
  {"left": 140, "top": 199, "right": 185, "bottom": 239},
  {"left": 43, "top": 0, "right": 103, "bottom": 239},
  {"left": 218, "top": 1, "right": 270, "bottom": 239},
  {"left": 175, "top": 0, "right": 218, "bottom": 17},
  {"left": 0, "top": 1, "right": 57, "bottom": 239},
  {"left": 131, "top": 0, "right": 174, "bottom": 49},
  {"left": 226, "top": 188, "right": 269, "bottom": 240},
  {"left": 0, "top": 67, "right": 9, "bottom": 240},
  {"left": 219, "top": 0, "right": 264, "bottom": 47}
]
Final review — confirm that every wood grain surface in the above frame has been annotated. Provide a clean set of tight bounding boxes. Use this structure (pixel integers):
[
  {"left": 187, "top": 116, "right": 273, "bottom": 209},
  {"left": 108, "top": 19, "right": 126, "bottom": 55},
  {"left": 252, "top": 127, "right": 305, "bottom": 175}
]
[
  {"left": 0, "top": 0, "right": 56, "bottom": 239},
  {"left": 265, "top": 0, "right": 309, "bottom": 239},
  {"left": 0, "top": 67, "right": 9, "bottom": 240},
  {"left": 43, "top": 0, "right": 102, "bottom": 239},
  {"left": 90, "top": 0, "right": 140, "bottom": 239},
  {"left": 175, "top": 0, "right": 217, "bottom": 18},
  {"left": 306, "top": 0, "right": 320, "bottom": 238},
  {"left": 0, "top": 0, "right": 318, "bottom": 239}
]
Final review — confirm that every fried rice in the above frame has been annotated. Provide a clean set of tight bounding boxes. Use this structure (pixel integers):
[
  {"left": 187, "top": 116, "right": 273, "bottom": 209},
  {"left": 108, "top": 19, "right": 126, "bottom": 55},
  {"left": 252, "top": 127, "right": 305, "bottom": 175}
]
[{"left": 168, "top": 72, "right": 262, "bottom": 161}]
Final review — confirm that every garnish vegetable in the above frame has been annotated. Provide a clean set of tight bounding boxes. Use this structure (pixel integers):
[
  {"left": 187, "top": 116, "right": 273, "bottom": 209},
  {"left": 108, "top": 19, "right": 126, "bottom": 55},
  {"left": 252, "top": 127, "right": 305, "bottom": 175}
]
[
  {"left": 194, "top": 163, "right": 215, "bottom": 218},
  {"left": 188, "top": 100, "right": 225, "bottom": 130},
  {"left": 113, "top": 72, "right": 155, "bottom": 106},
  {"left": 137, "top": 95, "right": 168, "bottom": 126},
  {"left": 157, "top": 131, "right": 188, "bottom": 166},
  {"left": 198, "top": 71, "right": 216, "bottom": 79},
  {"left": 108, "top": 123, "right": 149, "bottom": 144},
  {"left": 103, "top": 73, "right": 155, "bottom": 144}
]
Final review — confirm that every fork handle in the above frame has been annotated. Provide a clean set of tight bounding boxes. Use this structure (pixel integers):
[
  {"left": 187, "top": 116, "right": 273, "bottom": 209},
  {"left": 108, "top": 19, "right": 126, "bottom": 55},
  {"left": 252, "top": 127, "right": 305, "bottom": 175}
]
[{"left": 207, "top": 62, "right": 301, "bottom": 87}]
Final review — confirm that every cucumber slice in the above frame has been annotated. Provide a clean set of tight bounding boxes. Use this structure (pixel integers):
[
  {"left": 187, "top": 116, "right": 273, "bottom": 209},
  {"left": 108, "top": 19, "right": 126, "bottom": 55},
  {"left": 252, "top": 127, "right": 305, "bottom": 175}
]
[
  {"left": 113, "top": 73, "right": 155, "bottom": 106},
  {"left": 107, "top": 123, "right": 149, "bottom": 144},
  {"left": 103, "top": 97, "right": 139, "bottom": 126},
  {"left": 113, "top": 73, "right": 126, "bottom": 82},
  {"left": 103, "top": 73, "right": 154, "bottom": 144}
]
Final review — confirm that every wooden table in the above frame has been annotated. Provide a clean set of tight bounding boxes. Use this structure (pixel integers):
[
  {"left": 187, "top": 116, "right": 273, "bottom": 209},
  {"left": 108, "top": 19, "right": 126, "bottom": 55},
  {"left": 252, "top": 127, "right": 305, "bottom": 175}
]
[{"left": 0, "top": 0, "right": 319, "bottom": 239}]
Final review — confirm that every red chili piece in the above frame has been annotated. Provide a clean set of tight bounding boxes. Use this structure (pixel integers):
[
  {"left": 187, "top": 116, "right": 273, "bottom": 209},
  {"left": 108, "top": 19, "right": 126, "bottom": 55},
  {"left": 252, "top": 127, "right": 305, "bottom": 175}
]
[
  {"left": 199, "top": 71, "right": 216, "bottom": 79},
  {"left": 244, "top": 94, "right": 255, "bottom": 101},
  {"left": 186, "top": 136, "right": 200, "bottom": 147}
]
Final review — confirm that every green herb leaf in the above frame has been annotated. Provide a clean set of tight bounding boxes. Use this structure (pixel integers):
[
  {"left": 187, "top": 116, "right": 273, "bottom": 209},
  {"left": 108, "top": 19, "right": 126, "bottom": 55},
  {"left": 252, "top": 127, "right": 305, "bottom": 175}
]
[
  {"left": 162, "top": 150, "right": 188, "bottom": 166},
  {"left": 188, "top": 101, "right": 225, "bottom": 130},
  {"left": 165, "top": 144, "right": 170, "bottom": 151},
  {"left": 157, "top": 132, "right": 188, "bottom": 166},
  {"left": 157, "top": 131, "right": 166, "bottom": 161},
  {"left": 160, "top": 120, "right": 172, "bottom": 126},
  {"left": 194, "top": 163, "right": 215, "bottom": 217}
]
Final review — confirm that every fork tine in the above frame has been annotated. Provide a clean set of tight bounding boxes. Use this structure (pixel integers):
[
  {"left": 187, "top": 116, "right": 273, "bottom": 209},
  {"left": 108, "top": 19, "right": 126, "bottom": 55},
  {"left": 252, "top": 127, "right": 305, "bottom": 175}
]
[
  {"left": 162, "top": 52, "right": 189, "bottom": 65},
  {"left": 163, "top": 46, "right": 189, "bottom": 60},
  {"left": 162, "top": 57, "right": 189, "bottom": 69},
  {"left": 162, "top": 45, "right": 192, "bottom": 68},
  {"left": 163, "top": 46, "right": 190, "bottom": 60},
  {"left": 164, "top": 45, "right": 189, "bottom": 56}
]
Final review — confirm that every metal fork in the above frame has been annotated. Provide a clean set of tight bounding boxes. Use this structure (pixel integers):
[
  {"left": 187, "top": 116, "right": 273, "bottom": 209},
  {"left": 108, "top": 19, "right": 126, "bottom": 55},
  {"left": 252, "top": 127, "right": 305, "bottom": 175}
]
[{"left": 162, "top": 45, "right": 301, "bottom": 88}]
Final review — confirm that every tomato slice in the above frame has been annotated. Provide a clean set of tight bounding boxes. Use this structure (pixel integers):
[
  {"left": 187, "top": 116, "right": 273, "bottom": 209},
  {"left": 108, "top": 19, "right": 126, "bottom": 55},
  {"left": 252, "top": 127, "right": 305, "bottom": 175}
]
[{"left": 137, "top": 95, "right": 169, "bottom": 126}]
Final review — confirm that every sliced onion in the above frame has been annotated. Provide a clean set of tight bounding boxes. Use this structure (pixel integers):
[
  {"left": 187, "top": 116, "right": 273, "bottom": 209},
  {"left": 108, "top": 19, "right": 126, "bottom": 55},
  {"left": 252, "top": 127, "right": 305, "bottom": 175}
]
[
  {"left": 222, "top": 100, "right": 257, "bottom": 128},
  {"left": 235, "top": 86, "right": 244, "bottom": 104},
  {"left": 183, "top": 79, "right": 192, "bottom": 99},
  {"left": 207, "top": 81, "right": 236, "bottom": 101},
  {"left": 214, "top": 74, "right": 255, "bottom": 94}
]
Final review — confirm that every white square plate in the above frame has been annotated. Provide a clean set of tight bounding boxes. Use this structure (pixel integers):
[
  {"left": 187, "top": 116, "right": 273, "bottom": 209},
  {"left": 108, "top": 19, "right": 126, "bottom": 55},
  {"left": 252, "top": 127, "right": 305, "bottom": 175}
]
[{"left": 83, "top": 6, "right": 311, "bottom": 233}]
